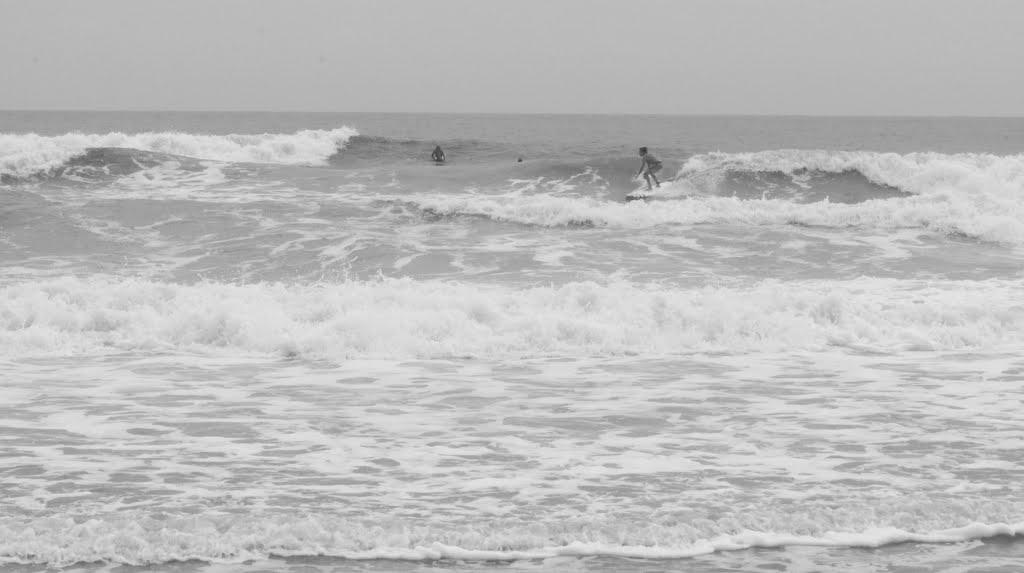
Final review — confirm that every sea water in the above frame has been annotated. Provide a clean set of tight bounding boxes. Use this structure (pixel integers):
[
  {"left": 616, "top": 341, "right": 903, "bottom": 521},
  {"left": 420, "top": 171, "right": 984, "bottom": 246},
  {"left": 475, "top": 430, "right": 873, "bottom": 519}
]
[{"left": 1, "top": 112, "right": 1023, "bottom": 572}]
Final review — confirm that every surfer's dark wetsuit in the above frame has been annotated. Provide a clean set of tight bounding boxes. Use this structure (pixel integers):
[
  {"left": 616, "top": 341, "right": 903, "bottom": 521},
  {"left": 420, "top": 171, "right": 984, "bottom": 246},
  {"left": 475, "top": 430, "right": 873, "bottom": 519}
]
[{"left": 431, "top": 146, "right": 446, "bottom": 162}]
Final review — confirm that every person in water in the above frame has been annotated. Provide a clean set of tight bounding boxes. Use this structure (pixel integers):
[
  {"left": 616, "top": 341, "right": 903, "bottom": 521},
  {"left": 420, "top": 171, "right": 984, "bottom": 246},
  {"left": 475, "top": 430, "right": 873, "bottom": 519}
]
[
  {"left": 636, "top": 146, "right": 662, "bottom": 190},
  {"left": 431, "top": 145, "right": 446, "bottom": 162}
]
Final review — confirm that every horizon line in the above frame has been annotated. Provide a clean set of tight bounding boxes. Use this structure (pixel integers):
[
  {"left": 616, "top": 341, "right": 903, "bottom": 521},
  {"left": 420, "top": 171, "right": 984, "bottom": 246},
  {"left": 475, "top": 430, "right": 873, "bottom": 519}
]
[{"left": 3, "top": 109, "right": 1024, "bottom": 120}]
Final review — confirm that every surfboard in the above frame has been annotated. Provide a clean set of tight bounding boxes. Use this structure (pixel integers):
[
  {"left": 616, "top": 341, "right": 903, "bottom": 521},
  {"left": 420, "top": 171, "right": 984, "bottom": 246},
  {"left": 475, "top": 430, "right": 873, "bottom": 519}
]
[{"left": 625, "top": 176, "right": 677, "bottom": 201}]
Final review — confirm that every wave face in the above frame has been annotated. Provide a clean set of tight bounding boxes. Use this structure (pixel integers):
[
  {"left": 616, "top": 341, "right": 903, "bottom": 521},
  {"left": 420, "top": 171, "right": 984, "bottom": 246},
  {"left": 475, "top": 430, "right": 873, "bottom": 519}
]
[
  {"left": 2, "top": 276, "right": 1021, "bottom": 360},
  {"left": 678, "top": 149, "right": 1024, "bottom": 198},
  {"left": 335, "top": 134, "right": 516, "bottom": 163},
  {"left": 675, "top": 150, "right": 1024, "bottom": 243},
  {"left": 0, "top": 127, "right": 357, "bottom": 179}
]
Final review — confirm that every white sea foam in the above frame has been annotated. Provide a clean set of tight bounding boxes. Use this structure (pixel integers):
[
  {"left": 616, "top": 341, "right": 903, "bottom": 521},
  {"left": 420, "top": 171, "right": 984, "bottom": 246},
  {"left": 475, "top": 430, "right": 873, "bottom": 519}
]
[
  {"left": 0, "top": 127, "right": 358, "bottom": 178},
  {"left": 679, "top": 150, "right": 1024, "bottom": 195},
  {"left": 1, "top": 276, "right": 1021, "bottom": 360},
  {"left": 390, "top": 192, "right": 1021, "bottom": 244},
  {"left": 0, "top": 512, "right": 1020, "bottom": 567}
]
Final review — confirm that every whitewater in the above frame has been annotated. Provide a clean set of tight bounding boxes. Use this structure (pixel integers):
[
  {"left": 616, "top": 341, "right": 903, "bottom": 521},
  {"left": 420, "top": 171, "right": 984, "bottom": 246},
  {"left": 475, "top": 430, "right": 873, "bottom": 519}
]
[{"left": 1, "top": 111, "right": 1023, "bottom": 573}]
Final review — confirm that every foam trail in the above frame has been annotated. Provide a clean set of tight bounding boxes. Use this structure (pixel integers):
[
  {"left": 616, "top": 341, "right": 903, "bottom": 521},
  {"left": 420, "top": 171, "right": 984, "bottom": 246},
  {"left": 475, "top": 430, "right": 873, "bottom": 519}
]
[
  {"left": 0, "top": 513, "right": 1021, "bottom": 567},
  {"left": 0, "top": 127, "right": 358, "bottom": 178},
  {"left": 388, "top": 187, "right": 1024, "bottom": 244},
  {"left": 1, "top": 276, "right": 1022, "bottom": 360}
]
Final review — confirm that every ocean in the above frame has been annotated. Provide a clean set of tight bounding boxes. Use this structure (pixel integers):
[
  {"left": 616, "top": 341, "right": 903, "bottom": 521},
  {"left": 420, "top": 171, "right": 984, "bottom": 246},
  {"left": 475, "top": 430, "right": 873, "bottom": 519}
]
[{"left": 1, "top": 111, "right": 1022, "bottom": 573}]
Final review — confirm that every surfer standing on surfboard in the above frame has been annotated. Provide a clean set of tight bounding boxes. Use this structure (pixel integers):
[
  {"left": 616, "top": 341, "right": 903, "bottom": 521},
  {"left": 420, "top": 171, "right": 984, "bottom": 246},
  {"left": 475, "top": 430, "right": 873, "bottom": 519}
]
[
  {"left": 431, "top": 145, "right": 446, "bottom": 162},
  {"left": 636, "top": 147, "right": 662, "bottom": 190}
]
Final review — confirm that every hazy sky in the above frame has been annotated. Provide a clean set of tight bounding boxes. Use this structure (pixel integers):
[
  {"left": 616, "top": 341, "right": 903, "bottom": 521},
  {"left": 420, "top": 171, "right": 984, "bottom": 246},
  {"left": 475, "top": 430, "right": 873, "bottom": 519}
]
[{"left": 2, "top": 0, "right": 1022, "bottom": 115}]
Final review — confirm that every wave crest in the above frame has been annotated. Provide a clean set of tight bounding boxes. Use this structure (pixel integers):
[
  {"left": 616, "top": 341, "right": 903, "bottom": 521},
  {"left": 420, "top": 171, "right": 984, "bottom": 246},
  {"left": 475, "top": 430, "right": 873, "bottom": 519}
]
[
  {"left": 679, "top": 149, "right": 1024, "bottom": 196},
  {"left": 0, "top": 127, "right": 358, "bottom": 178}
]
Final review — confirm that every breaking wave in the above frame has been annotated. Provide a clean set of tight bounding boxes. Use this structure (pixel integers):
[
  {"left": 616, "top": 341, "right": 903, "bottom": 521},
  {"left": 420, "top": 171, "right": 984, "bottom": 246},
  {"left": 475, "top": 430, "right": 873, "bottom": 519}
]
[
  {"left": 2, "top": 276, "right": 1022, "bottom": 360},
  {"left": 676, "top": 149, "right": 1024, "bottom": 203},
  {"left": 679, "top": 149, "right": 1024, "bottom": 193},
  {"left": 373, "top": 150, "right": 1024, "bottom": 243},
  {"left": 0, "top": 127, "right": 358, "bottom": 179},
  {"left": 387, "top": 189, "right": 1022, "bottom": 244}
]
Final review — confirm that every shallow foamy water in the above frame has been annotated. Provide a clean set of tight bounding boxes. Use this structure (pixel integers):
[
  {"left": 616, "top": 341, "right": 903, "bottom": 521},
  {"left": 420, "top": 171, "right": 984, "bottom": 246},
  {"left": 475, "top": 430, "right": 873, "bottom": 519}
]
[{"left": 1, "top": 351, "right": 1022, "bottom": 570}]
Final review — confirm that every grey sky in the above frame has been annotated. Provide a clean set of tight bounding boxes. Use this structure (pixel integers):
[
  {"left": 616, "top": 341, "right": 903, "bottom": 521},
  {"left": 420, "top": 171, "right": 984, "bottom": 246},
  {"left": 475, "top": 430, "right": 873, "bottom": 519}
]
[{"left": 2, "top": 0, "right": 1022, "bottom": 115}]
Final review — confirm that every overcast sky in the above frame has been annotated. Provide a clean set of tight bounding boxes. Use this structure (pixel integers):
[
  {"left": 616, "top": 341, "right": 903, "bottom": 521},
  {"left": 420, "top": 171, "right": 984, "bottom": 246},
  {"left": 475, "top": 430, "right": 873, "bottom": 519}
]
[{"left": 2, "top": 0, "right": 1022, "bottom": 115}]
